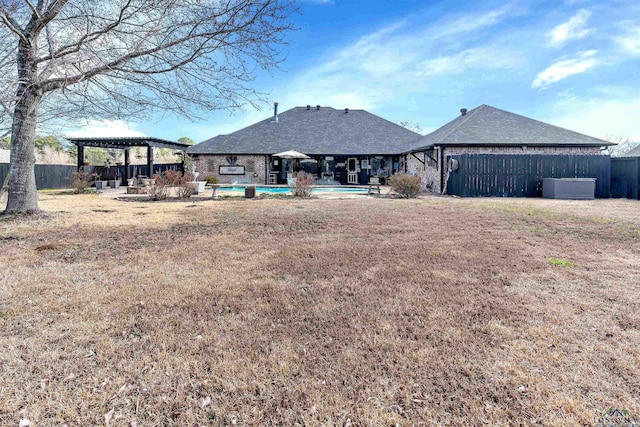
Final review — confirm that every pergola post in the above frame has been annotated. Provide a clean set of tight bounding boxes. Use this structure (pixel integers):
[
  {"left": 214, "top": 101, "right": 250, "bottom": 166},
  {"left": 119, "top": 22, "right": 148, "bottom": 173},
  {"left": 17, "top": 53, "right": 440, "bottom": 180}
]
[
  {"left": 147, "top": 145, "right": 154, "bottom": 177},
  {"left": 77, "top": 143, "right": 84, "bottom": 171},
  {"left": 124, "top": 149, "right": 130, "bottom": 181}
]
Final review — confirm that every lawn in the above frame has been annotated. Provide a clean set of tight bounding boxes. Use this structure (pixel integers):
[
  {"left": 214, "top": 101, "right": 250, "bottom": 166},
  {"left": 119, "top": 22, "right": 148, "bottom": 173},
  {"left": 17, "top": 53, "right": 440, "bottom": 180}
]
[{"left": 0, "top": 193, "right": 639, "bottom": 426}]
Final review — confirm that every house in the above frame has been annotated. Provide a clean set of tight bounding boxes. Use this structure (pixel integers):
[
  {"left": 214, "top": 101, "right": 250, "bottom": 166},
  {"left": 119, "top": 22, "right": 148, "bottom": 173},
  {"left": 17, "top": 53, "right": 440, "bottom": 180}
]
[
  {"left": 404, "top": 105, "right": 614, "bottom": 195},
  {"left": 188, "top": 103, "right": 614, "bottom": 197},
  {"left": 187, "top": 104, "right": 421, "bottom": 185}
]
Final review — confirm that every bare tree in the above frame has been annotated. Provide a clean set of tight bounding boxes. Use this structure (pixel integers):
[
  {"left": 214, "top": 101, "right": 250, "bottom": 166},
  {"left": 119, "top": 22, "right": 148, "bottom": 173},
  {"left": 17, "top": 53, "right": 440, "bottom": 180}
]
[
  {"left": 399, "top": 120, "right": 424, "bottom": 135},
  {"left": 0, "top": 0, "right": 296, "bottom": 212},
  {"left": 603, "top": 134, "right": 640, "bottom": 157}
]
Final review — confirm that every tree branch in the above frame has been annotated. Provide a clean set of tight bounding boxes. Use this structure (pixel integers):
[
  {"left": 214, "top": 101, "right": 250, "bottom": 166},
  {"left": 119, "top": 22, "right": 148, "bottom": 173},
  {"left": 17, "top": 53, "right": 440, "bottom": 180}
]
[
  {"left": 38, "top": 25, "right": 230, "bottom": 92},
  {"left": 25, "top": 0, "right": 68, "bottom": 36},
  {"left": 0, "top": 8, "right": 28, "bottom": 43},
  {"left": 24, "top": 0, "right": 40, "bottom": 19},
  {"left": 35, "top": 0, "right": 135, "bottom": 64}
]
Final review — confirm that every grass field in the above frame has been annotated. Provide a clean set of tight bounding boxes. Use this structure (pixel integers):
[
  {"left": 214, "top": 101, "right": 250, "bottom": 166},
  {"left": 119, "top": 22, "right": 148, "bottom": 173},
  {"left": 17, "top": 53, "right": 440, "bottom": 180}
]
[{"left": 1, "top": 193, "right": 639, "bottom": 426}]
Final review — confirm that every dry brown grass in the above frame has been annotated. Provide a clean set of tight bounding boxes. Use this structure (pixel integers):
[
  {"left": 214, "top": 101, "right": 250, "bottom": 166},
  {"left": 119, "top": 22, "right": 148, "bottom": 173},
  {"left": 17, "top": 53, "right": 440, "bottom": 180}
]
[{"left": 0, "top": 193, "right": 639, "bottom": 426}]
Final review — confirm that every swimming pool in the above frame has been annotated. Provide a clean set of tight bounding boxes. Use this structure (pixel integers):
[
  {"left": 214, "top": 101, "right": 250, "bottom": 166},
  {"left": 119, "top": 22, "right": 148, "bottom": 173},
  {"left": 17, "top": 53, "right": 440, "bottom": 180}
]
[{"left": 216, "top": 186, "right": 368, "bottom": 194}]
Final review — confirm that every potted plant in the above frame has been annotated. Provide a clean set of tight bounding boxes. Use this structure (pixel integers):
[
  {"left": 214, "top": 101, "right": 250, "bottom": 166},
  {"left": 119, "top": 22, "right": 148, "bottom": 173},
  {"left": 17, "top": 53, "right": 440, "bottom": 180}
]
[
  {"left": 94, "top": 173, "right": 108, "bottom": 190},
  {"left": 108, "top": 177, "right": 121, "bottom": 188}
]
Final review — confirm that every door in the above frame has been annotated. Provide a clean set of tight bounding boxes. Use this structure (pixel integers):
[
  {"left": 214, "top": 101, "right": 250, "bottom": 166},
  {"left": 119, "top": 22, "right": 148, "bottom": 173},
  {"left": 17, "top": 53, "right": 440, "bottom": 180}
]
[{"left": 347, "top": 157, "right": 358, "bottom": 184}]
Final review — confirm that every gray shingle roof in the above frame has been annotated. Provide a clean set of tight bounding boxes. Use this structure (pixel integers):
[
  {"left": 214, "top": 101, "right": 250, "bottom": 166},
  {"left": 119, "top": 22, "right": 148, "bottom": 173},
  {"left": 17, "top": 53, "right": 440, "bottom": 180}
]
[
  {"left": 408, "top": 104, "right": 613, "bottom": 152},
  {"left": 188, "top": 106, "right": 422, "bottom": 155}
]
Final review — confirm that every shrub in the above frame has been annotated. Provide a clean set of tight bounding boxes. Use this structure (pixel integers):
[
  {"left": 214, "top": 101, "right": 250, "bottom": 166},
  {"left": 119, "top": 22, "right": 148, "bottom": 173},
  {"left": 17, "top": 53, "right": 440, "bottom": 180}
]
[
  {"left": 161, "top": 169, "right": 194, "bottom": 186},
  {"left": 203, "top": 175, "right": 218, "bottom": 185},
  {"left": 151, "top": 170, "right": 195, "bottom": 200},
  {"left": 290, "top": 171, "right": 314, "bottom": 197},
  {"left": 175, "top": 183, "right": 194, "bottom": 199},
  {"left": 389, "top": 173, "right": 422, "bottom": 198},
  {"left": 69, "top": 170, "right": 94, "bottom": 194},
  {"left": 149, "top": 182, "right": 169, "bottom": 200}
]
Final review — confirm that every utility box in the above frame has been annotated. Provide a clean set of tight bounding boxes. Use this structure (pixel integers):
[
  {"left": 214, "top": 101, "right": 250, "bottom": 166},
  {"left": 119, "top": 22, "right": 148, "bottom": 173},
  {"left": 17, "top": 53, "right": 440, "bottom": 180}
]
[
  {"left": 244, "top": 185, "right": 256, "bottom": 198},
  {"left": 542, "top": 178, "right": 596, "bottom": 200}
]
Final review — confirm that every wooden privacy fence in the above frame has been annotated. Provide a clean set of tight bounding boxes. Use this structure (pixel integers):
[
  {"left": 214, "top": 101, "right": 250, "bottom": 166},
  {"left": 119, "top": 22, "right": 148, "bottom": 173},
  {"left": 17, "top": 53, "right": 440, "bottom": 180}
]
[
  {"left": 446, "top": 154, "right": 611, "bottom": 198},
  {"left": 611, "top": 157, "right": 640, "bottom": 199},
  {"left": 0, "top": 162, "right": 183, "bottom": 190},
  {"left": 0, "top": 163, "right": 76, "bottom": 190}
]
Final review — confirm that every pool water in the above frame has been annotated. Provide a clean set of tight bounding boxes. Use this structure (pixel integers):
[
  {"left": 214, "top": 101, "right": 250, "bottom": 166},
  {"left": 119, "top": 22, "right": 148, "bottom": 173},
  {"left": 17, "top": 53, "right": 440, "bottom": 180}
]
[{"left": 217, "top": 186, "right": 368, "bottom": 194}]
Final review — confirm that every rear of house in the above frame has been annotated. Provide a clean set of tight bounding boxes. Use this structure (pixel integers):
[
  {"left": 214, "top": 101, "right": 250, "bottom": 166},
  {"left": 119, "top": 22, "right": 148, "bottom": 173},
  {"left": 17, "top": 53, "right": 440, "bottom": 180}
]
[
  {"left": 187, "top": 103, "right": 614, "bottom": 197},
  {"left": 187, "top": 104, "right": 421, "bottom": 185},
  {"left": 405, "top": 105, "right": 613, "bottom": 197}
]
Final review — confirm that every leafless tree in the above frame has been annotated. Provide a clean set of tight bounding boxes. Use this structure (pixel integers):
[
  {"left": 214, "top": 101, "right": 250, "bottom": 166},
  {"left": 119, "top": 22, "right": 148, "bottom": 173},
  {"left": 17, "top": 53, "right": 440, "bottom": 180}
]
[
  {"left": 399, "top": 120, "right": 424, "bottom": 135},
  {"left": 603, "top": 134, "right": 639, "bottom": 157},
  {"left": 0, "top": 0, "right": 296, "bottom": 212}
]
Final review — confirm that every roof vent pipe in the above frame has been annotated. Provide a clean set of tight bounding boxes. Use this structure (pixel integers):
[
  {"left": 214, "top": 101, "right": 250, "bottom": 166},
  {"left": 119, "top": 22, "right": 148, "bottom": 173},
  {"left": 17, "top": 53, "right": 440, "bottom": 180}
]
[
  {"left": 345, "top": 108, "right": 349, "bottom": 113},
  {"left": 316, "top": 105, "right": 320, "bottom": 111},
  {"left": 306, "top": 105, "right": 310, "bottom": 110},
  {"left": 460, "top": 108, "right": 467, "bottom": 116},
  {"left": 272, "top": 102, "right": 279, "bottom": 122}
]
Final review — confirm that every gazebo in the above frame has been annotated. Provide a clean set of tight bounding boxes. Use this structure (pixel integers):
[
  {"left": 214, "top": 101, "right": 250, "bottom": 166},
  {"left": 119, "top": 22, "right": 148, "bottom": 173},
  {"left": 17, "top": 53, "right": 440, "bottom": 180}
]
[{"left": 67, "top": 137, "right": 191, "bottom": 182}]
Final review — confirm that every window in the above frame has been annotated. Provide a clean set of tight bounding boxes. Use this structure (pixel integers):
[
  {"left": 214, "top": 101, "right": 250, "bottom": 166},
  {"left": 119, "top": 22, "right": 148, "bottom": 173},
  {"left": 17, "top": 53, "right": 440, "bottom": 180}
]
[{"left": 246, "top": 159, "right": 255, "bottom": 173}]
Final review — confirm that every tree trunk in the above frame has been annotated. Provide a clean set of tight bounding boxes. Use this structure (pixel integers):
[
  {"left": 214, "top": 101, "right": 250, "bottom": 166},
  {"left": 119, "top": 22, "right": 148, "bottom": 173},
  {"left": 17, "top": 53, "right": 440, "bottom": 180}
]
[{"left": 5, "top": 39, "right": 41, "bottom": 213}]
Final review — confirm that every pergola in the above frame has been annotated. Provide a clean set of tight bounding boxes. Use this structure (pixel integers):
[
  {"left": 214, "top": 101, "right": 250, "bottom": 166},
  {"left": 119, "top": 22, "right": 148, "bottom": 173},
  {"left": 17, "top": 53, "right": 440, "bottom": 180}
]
[{"left": 67, "top": 137, "right": 191, "bottom": 181}]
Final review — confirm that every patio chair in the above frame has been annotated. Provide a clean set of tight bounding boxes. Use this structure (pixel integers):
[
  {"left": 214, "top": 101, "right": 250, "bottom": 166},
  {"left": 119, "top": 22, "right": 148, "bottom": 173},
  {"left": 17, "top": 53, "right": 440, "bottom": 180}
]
[{"left": 368, "top": 177, "right": 381, "bottom": 194}]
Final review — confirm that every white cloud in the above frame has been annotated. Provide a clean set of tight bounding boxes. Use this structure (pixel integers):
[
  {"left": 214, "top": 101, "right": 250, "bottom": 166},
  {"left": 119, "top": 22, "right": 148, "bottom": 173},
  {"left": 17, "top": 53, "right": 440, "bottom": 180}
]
[
  {"left": 437, "top": 6, "right": 511, "bottom": 38},
  {"left": 615, "top": 26, "right": 640, "bottom": 55},
  {"left": 550, "top": 96, "right": 640, "bottom": 142},
  {"left": 66, "top": 120, "right": 147, "bottom": 138},
  {"left": 418, "top": 47, "right": 526, "bottom": 77},
  {"left": 185, "top": 5, "right": 518, "bottom": 139},
  {"left": 548, "top": 9, "right": 591, "bottom": 47},
  {"left": 532, "top": 50, "right": 599, "bottom": 88},
  {"left": 273, "top": 6, "right": 515, "bottom": 111}
]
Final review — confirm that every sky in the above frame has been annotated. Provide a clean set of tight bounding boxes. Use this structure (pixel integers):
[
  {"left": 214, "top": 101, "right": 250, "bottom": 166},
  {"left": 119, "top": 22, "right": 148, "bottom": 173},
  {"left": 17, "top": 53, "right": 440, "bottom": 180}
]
[{"left": 68, "top": 0, "right": 640, "bottom": 143}]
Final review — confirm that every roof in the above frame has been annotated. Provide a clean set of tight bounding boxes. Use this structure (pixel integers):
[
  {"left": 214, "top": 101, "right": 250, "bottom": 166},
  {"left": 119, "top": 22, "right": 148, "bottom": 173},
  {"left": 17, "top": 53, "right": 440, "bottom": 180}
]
[
  {"left": 407, "top": 104, "right": 613, "bottom": 152},
  {"left": 66, "top": 136, "right": 190, "bottom": 150},
  {"left": 188, "top": 106, "right": 422, "bottom": 155}
]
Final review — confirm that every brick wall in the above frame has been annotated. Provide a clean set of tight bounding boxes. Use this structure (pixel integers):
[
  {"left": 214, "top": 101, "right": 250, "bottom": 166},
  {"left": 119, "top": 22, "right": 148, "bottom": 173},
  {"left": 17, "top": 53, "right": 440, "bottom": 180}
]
[
  {"left": 192, "top": 154, "right": 268, "bottom": 184},
  {"left": 444, "top": 146, "right": 601, "bottom": 156},
  {"left": 406, "top": 151, "right": 440, "bottom": 193}
]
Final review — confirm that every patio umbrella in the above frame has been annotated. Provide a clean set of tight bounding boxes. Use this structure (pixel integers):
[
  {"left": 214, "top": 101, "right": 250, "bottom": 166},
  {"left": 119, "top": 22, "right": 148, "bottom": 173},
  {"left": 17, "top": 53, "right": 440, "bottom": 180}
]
[
  {"left": 273, "top": 150, "right": 309, "bottom": 180},
  {"left": 272, "top": 150, "right": 310, "bottom": 159}
]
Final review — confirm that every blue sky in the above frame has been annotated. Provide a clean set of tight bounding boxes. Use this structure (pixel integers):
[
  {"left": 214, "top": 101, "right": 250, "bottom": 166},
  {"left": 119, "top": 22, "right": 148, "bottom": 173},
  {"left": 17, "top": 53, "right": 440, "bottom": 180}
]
[{"left": 69, "top": 0, "right": 640, "bottom": 142}]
